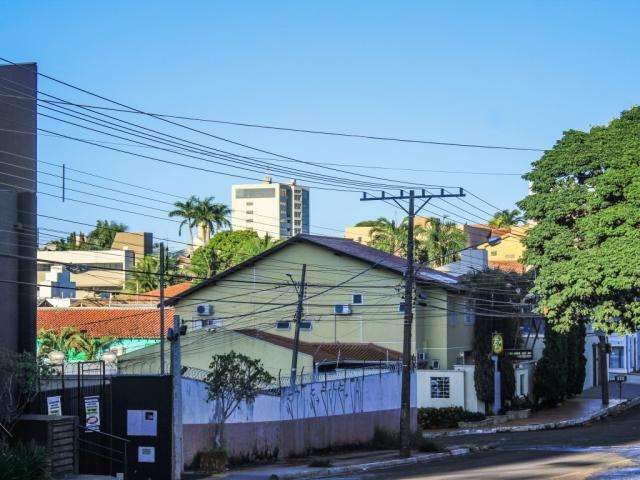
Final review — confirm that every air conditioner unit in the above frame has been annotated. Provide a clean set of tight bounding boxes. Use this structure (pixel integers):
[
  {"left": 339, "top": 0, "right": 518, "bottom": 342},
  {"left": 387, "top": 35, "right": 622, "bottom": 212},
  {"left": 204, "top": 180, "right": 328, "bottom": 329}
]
[
  {"left": 430, "top": 359, "right": 440, "bottom": 370},
  {"left": 196, "top": 303, "right": 213, "bottom": 316},
  {"left": 333, "top": 304, "right": 352, "bottom": 315}
]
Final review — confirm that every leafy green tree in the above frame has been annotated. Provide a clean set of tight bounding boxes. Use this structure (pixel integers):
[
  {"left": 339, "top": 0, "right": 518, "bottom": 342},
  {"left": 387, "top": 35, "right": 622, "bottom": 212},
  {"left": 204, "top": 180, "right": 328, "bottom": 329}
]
[
  {"left": 190, "top": 230, "right": 275, "bottom": 278},
  {"left": 488, "top": 209, "right": 523, "bottom": 228},
  {"left": 533, "top": 321, "right": 568, "bottom": 407},
  {"left": 169, "top": 196, "right": 199, "bottom": 243},
  {"left": 566, "top": 323, "right": 587, "bottom": 396},
  {"left": 419, "top": 217, "right": 467, "bottom": 267},
  {"left": 0, "top": 350, "right": 41, "bottom": 440},
  {"left": 354, "top": 220, "right": 380, "bottom": 227},
  {"left": 518, "top": 107, "right": 640, "bottom": 334},
  {"left": 85, "top": 220, "right": 128, "bottom": 249},
  {"left": 126, "top": 255, "right": 160, "bottom": 292},
  {"left": 205, "top": 351, "right": 274, "bottom": 448}
]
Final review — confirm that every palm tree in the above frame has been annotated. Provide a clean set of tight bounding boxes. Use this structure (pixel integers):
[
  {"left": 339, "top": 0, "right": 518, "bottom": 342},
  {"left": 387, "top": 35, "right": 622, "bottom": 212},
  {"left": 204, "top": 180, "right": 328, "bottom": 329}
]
[
  {"left": 79, "top": 335, "right": 115, "bottom": 361},
  {"left": 419, "top": 217, "right": 467, "bottom": 267},
  {"left": 367, "top": 217, "right": 425, "bottom": 256},
  {"left": 488, "top": 209, "right": 523, "bottom": 229},
  {"left": 37, "top": 327, "right": 86, "bottom": 360},
  {"left": 169, "top": 196, "right": 199, "bottom": 243},
  {"left": 126, "top": 255, "right": 160, "bottom": 293},
  {"left": 193, "top": 197, "right": 231, "bottom": 242}
]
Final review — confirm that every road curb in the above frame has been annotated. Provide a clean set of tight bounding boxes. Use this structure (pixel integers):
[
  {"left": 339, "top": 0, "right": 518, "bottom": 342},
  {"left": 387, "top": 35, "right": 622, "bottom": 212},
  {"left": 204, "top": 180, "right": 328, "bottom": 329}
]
[
  {"left": 273, "top": 445, "right": 490, "bottom": 479},
  {"left": 423, "top": 396, "right": 640, "bottom": 439}
]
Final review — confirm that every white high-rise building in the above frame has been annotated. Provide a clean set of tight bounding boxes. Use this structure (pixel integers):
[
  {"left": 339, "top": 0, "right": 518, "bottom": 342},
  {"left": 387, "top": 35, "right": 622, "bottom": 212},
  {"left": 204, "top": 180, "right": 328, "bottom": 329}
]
[{"left": 231, "top": 178, "right": 310, "bottom": 239}]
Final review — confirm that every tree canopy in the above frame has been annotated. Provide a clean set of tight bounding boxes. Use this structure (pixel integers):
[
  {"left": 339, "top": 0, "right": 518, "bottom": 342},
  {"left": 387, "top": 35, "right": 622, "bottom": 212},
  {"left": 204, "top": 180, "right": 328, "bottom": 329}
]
[
  {"left": 190, "top": 230, "right": 277, "bottom": 279},
  {"left": 47, "top": 220, "right": 127, "bottom": 251},
  {"left": 518, "top": 107, "right": 640, "bottom": 334},
  {"left": 488, "top": 209, "right": 523, "bottom": 228}
]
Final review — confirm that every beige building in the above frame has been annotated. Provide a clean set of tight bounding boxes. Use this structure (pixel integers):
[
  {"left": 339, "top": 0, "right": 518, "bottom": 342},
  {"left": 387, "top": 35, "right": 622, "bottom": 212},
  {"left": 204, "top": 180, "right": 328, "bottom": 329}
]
[
  {"left": 345, "top": 216, "right": 450, "bottom": 246},
  {"left": 466, "top": 224, "right": 530, "bottom": 273},
  {"left": 231, "top": 178, "right": 309, "bottom": 239},
  {"left": 124, "top": 234, "right": 475, "bottom": 373}
]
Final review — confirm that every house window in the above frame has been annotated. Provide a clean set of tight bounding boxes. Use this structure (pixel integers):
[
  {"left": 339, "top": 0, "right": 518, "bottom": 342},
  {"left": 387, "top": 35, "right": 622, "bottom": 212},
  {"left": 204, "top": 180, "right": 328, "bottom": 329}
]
[
  {"left": 300, "top": 321, "right": 312, "bottom": 330},
  {"left": 464, "top": 300, "right": 476, "bottom": 325},
  {"left": 246, "top": 210, "right": 254, "bottom": 215},
  {"left": 430, "top": 377, "right": 450, "bottom": 399},
  {"left": 246, "top": 219, "right": 253, "bottom": 223},
  {"left": 519, "top": 373, "right": 526, "bottom": 396},
  {"left": 490, "top": 250, "right": 498, "bottom": 257},
  {"left": 610, "top": 346, "right": 625, "bottom": 369},
  {"left": 276, "top": 321, "right": 291, "bottom": 330},
  {"left": 352, "top": 293, "right": 363, "bottom": 305},
  {"left": 398, "top": 302, "right": 406, "bottom": 313}
]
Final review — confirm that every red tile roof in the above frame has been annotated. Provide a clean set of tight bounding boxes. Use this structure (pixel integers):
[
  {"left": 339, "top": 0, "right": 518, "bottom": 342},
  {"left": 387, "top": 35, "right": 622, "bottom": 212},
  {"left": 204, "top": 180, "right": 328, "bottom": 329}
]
[
  {"left": 37, "top": 307, "right": 173, "bottom": 338},
  {"left": 237, "top": 329, "right": 402, "bottom": 363},
  {"left": 144, "top": 282, "right": 193, "bottom": 298},
  {"left": 488, "top": 260, "right": 528, "bottom": 274}
]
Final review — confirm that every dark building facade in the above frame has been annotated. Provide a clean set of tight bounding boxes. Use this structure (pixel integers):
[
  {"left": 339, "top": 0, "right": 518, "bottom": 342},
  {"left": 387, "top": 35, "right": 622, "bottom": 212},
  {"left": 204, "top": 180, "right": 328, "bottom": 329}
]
[{"left": 0, "top": 62, "right": 37, "bottom": 352}]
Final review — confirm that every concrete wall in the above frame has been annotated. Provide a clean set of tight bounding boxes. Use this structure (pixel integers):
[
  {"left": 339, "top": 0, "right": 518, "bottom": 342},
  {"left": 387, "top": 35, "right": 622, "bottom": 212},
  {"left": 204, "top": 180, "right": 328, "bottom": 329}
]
[
  {"left": 182, "top": 370, "right": 416, "bottom": 462},
  {"left": 416, "top": 369, "right": 465, "bottom": 409}
]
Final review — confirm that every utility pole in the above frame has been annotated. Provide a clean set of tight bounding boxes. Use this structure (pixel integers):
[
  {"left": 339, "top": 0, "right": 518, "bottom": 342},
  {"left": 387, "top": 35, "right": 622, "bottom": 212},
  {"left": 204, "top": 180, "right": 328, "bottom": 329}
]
[
  {"left": 169, "top": 314, "right": 184, "bottom": 480},
  {"left": 361, "top": 188, "right": 465, "bottom": 458},
  {"left": 159, "top": 242, "right": 166, "bottom": 375},
  {"left": 289, "top": 264, "right": 307, "bottom": 386}
]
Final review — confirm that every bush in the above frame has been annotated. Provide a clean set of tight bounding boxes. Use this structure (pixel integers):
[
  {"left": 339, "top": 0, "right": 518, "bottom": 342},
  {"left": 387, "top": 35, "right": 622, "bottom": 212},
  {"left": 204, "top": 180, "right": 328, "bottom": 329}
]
[
  {"left": 193, "top": 448, "right": 228, "bottom": 474},
  {"left": 418, "top": 407, "right": 485, "bottom": 429},
  {"left": 370, "top": 427, "right": 441, "bottom": 452},
  {"left": 0, "top": 442, "right": 50, "bottom": 480}
]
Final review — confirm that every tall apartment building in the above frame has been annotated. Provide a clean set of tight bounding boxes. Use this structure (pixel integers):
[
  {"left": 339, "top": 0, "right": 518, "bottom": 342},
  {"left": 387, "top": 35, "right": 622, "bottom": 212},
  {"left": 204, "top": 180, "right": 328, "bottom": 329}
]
[{"left": 231, "top": 178, "right": 310, "bottom": 239}]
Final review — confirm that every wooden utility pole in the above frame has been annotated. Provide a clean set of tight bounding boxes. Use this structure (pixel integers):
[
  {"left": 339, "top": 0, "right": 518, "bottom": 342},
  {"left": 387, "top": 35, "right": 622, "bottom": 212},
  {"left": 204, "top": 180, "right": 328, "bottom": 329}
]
[
  {"left": 159, "top": 242, "right": 166, "bottom": 375},
  {"left": 290, "top": 264, "right": 307, "bottom": 385},
  {"left": 361, "top": 188, "right": 465, "bottom": 458}
]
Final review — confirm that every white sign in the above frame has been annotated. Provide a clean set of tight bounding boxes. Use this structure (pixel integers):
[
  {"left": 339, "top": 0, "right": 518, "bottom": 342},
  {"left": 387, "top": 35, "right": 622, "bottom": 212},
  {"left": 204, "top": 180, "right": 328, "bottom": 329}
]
[
  {"left": 84, "top": 396, "right": 101, "bottom": 431},
  {"left": 138, "top": 446, "right": 155, "bottom": 463},
  {"left": 47, "top": 396, "right": 62, "bottom": 416},
  {"left": 127, "top": 410, "right": 157, "bottom": 437}
]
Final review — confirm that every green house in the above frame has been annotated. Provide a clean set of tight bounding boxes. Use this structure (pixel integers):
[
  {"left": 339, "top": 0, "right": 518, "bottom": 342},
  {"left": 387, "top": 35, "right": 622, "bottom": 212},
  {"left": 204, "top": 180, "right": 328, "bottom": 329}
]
[{"left": 123, "top": 235, "right": 474, "bottom": 373}]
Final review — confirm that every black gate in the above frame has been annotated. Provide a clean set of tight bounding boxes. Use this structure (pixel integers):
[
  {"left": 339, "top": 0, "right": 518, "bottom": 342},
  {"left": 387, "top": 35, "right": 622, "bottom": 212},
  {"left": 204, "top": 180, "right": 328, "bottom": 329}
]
[{"left": 33, "top": 362, "right": 128, "bottom": 478}]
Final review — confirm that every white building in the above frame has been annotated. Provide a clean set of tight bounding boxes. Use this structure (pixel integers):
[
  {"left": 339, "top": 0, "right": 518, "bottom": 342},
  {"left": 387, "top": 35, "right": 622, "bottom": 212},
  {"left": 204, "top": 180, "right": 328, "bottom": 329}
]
[
  {"left": 37, "top": 248, "right": 135, "bottom": 298},
  {"left": 38, "top": 265, "right": 76, "bottom": 299},
  {"left": 231, "top": 177, "right": 310, "bottom": 240}
]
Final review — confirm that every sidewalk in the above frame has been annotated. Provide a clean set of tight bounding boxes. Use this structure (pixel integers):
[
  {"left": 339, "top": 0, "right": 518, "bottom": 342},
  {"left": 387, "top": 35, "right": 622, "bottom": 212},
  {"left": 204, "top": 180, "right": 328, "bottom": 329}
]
[
  {"left": 197, "top": 446, "right": 488, "bottom": 480},
  {"left": 424, "top": 381, "right": 640, "bottom": 439}
]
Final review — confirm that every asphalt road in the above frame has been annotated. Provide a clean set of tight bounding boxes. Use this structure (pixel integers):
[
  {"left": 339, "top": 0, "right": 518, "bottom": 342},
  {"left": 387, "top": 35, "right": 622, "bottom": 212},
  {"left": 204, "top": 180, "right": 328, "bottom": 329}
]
[{"left": 324, "top": 405, "right": 640, "bottom": 479}]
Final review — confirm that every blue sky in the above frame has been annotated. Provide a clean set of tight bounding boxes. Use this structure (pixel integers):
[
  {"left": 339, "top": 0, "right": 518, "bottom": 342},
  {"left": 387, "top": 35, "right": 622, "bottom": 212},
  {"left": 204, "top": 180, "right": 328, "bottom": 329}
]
[{"left": 1, "top": 1, "right": 639, "bottom": 249}]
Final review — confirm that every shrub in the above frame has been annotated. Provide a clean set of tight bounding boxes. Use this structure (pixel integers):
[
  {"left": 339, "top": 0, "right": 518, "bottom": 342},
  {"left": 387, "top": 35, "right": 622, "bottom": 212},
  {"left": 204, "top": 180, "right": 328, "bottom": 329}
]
[
  {"left": 0, "top": 442, "right": 50, "bottom": 480},
  {"left": 193, "top": 448, "right": 228, "bottom": 474},
  {"left": 418, "top": 407, "right": 485, "bottom": 429}
]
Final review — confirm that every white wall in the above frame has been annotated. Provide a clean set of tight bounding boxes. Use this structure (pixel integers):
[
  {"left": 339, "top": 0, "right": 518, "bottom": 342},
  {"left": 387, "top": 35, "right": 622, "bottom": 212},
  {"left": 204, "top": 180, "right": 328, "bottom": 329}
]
[
  {"left": 416, "top": 370, "right": 465, "bottom": 409},
  {"left": 183, "top": 369, "right": 415, "bottom": 426}
]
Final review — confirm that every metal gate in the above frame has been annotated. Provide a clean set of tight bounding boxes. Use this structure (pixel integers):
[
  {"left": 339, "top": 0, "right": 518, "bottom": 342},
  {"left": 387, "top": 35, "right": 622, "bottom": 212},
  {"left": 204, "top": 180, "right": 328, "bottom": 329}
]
[{"left": 33, "top": 361, "right": 128, "bottom": 478}]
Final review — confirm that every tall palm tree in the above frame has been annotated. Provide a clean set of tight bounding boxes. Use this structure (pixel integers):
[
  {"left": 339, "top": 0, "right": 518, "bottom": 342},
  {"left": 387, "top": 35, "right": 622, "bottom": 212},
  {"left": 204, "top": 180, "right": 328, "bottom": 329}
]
[
  {"left": 419, "top": 217, "right": 467, "bottom": 267},
  {"left": 169, "top": 196, "right": 199, "bottom": 243},
  {"left": 79, "top": 335, "right": 115, "bottom": 361},
  {"left": 193, "top": 197, "right": 231, "bottom": 242},
  {"left": 488, "top": 209, "right": 523, "bottom": 229},
  {"left": 368, "top": 217, "right": 425, "bottom": 256},
  {"left": 37, "top": 327, "right": 86, "bottom": 360}
]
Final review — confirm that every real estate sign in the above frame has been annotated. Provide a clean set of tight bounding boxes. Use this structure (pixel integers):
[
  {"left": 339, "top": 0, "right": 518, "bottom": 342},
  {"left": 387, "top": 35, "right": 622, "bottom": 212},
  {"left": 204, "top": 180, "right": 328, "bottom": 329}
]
[
  {"left": 84, "top": 396, "right": 101, "bottom": 431},
  {"left": 47, "top": 395, "right": 62, "bottom": 416}
]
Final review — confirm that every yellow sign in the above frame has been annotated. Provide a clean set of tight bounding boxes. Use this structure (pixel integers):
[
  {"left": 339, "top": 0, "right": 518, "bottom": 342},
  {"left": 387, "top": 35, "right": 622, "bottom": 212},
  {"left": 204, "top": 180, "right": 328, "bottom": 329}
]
[{"left": 492, "top": 333, "right": 504, "bottom": 355}]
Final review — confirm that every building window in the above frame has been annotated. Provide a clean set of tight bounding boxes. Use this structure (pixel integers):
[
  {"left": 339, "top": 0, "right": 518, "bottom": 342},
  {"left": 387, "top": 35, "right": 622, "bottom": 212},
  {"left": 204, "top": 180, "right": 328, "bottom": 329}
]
[
  {"left": 398, "top": 302, "right": 406, "bottom": 313},
  {"left": 300, "top": 321, "right": 312, "bottom": 330},
  {"left": 352, "top": 293, "right": 363, "bottom": 305},
  {"left": 464, "top": 300, "right": 476, "bottom": 325},
  {"left": 430, "top": 377, "right": 450, "bottom": 399},
  {"left": 490, "top": 250, "right": 498, "bottom": 257},
  {"left": 357, "top": 236, "right": 362, "bottom": 243},
  {"left": 246, "top": 202, "right": 253, "bottom": 206},
  {"left": 246, "top": 219, "right": 253, "bottom": 223},
  {"left": 235, "top": 187, "right": 275, "bottom": 199},
  {"left": 610, "top": 346, "right": 625, "bottom": 369},
  {"left": 246, "top": 210, "right": 253, "bottom": 215},
  {"left": 519, "top": 373, "right": 525, "bottom": 396},
  {"left": 276, "top": 321, "right": 291, "bottom": 330}
]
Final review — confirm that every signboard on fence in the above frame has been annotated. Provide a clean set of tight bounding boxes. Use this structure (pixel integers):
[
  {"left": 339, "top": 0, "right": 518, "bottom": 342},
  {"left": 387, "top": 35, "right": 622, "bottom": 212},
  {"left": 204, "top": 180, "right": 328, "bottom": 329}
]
[
  {"left": 47, "top": 395, "right": 62, "bottom": 416},
  {"left": 492, "top": 333, "right": 504, "bottom": 355},
  {"left": 506, "top": 349, "right": 534, "bottom": 361},
  {"left": 84, "top": 396, "right": 101, "bottom": 431}
]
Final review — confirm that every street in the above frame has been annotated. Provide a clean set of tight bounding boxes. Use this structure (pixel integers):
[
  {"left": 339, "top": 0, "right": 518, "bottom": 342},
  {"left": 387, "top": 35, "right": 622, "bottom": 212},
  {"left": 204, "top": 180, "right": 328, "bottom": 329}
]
[{"left": 324, "top": 406, "right": 640, "bottom": 479}]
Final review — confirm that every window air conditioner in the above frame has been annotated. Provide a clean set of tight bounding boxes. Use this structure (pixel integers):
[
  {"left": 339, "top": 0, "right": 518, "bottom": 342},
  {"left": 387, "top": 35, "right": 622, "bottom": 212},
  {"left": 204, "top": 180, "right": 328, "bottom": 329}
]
[
  {"left": 196, "top": 303, "right": 213, "bottom": 316},
  {"left": 333, "top": 304, "right": 352, "bottom": 315}
]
